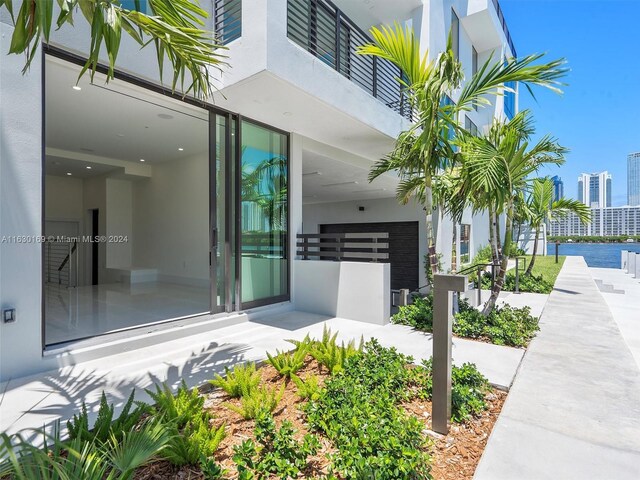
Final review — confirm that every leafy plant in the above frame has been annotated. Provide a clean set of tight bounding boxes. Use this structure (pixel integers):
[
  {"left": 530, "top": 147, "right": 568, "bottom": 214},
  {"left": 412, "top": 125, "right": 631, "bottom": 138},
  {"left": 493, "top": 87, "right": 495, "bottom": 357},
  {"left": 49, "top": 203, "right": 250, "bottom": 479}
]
[
  {"left": 233, "top": 413, "right": 319, "bottom": 479},
  {"left": 0, "top": 420, "right": 168, "bottom": 480},
  {"left": 67, "top": 390, "right": 146, "bottom": 444},
  {"left": 481, "top": 271, "right": 553, "bottom": 294},
  {"left": 146, "top": 381, "right": 204, "bottom": 428},
  {"left": 391, "top": 294, "right": 434, "bottom": 330},
  {"left": 146, "top": 381, "right": 226, "bottom": 466},
  {"left": 291, "top": 374, "right": 321, "bottom": 401},
  {"left": 226, "top": 384, "right": 285, "bottom": 420},
  {"left": 162, "top": 414, "right": 226, "bottom": 467},
  {"left": 210, "top": 362, "right": 261, "bottom": 398},
  {"left": 310, "top": 326, "right": 362, "bottom": 374},
  {"left": 450, "top": 363, "right": 490, "bottom": 422},
  {"left": 266, "top": 347, "right": 308, "bottom": 378}
]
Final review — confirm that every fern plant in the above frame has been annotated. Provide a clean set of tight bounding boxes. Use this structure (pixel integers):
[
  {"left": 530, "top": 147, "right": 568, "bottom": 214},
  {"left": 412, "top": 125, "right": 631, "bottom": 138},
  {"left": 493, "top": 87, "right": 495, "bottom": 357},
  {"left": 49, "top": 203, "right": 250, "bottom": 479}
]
[
  {"left": 67, "top": 390, "right": 145, "bottom": 444},
  {"left": 146, "top": 381, "right": 204, "bottom": 428},
  {"left": 209, "top": 362, "right": 261, "bottom": 398},
  {"left": 310, "top": 326, "right": 363, "bottom": 374},
  {"left": 162, "top": 414, "right": 226, "bottom": 466},
  {"left": 291, "top": 374, "right": 321, "bottom": 401},
  {"left": 226, "top": 384, "right": 285, "bottom": 420},
  {"left": 266, "top": 346, "right": 308, "bottom": 378}
]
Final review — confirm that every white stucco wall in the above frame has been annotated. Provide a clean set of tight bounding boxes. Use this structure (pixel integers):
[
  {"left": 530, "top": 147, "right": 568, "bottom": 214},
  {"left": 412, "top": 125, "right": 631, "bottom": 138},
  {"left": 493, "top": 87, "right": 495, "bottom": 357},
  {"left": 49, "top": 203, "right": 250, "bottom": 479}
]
[
  {"left": 0, "top": 23, "right": 43, "bottom": 380},
  {"left": 294, "top": 260, "right": 390, "bottom": 325}
]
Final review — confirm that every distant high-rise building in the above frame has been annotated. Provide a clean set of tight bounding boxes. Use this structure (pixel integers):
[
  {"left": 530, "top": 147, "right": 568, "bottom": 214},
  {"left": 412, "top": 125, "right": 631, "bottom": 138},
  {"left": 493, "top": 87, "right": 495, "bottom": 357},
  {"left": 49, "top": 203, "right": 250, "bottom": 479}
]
[
  {"left": 577, "top": 171, "right": 612, "bottom": 208},
  {"left": 628, "top": 152, "right": 640, "bottom": 206},
  {"left": 550, "top": 175, "right": 564, "bottom": 201}
]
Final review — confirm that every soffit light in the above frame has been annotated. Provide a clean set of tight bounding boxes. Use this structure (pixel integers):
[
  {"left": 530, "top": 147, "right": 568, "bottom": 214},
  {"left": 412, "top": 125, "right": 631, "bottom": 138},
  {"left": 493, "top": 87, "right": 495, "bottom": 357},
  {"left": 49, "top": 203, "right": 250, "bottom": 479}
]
[
  {"left": 178, "top": 147, "right": 184, "bottom": 151},
  {"left": 302, "top": 171, "right": 322, "bottom": 176},
  {"left": 66, "top": 172, "right": 72, "bottom": 176},
  {"left": 140, "top": 159, "right": 145, "bottom": 162},
  {"left": 72, "top": 85, "right": 82, "bottom": 91},
  {"left": 86, "top": 166, "right": 92, "bottom": 170}
]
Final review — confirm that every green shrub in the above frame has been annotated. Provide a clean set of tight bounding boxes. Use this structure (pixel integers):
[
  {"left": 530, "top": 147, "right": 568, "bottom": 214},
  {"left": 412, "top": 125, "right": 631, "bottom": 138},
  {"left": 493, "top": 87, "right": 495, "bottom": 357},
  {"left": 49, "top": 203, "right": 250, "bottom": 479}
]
[
  {"left": 266, "top": 347, "right": 307, "bottom": 378},
  {"left": 233, "top": 413, "right": 319, "bottom": 479},
  {"left": 450, "top": 363, "right": 490, "bottom": 422},
  {"left": 210, "top": 362, "right": 261, "bottom": 398},
  {"left": 67, "top": 390, "right": 146, "bottom": 444},
  {"left": 481, "top": 271, "right": 553, "bottom": 294},
  {"left": 305, "top": 340, "right": 431, "bottom": 479},
  {"left": 452, "top": 304, "right": 539, "bottom": 347},
  {"left": 391, "top": 294, "right": 434, "bottom": 330},
  {"left": 291, "top": 374, "right": 321, "bottom": 401},
  {"left": 226, "top": 384, "right": 285, "bottom": 420}
]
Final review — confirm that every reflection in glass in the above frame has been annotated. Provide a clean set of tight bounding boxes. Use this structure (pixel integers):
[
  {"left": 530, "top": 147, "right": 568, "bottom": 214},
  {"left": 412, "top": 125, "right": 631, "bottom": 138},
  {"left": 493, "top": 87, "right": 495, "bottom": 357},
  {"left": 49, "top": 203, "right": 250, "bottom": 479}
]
[{"left": 240, "top": 121, "right": 288, "bottom": 304}]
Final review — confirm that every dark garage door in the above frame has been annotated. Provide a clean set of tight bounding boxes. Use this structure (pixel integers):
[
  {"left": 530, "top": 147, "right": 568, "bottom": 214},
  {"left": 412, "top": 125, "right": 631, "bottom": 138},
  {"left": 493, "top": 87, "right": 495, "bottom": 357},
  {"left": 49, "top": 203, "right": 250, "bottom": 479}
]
[{"left": 320, "top": 221, "right": 419, "bottom": 291}]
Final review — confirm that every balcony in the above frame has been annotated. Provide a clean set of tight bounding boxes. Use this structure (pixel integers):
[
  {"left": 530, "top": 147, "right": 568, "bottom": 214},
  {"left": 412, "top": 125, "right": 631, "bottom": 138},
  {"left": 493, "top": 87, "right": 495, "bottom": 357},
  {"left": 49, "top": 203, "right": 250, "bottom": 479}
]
[
  {"left": 286, "top": 0, "right": 413, "bottom": 121},
  {"left": 464, "top": 0, "right": 517, "bottom": 57},
  {"left": 491, "top": 0, "right": 517, "bottom": 57}
]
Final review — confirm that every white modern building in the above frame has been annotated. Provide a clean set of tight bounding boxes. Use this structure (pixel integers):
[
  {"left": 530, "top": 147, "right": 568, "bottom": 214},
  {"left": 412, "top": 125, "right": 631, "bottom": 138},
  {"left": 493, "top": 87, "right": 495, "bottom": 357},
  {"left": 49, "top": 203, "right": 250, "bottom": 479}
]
[
  {"left": 550, "top": 205, "right": 640, "bottom": 237},
  {"left": 628, "top": 152, "right": 640, "bottom": 206},
  {"left": 0, "top": 0, "right": 518, "bottom": 381},
  {"left": 577, "top": 171, "right": 612, "bottom": 208}
]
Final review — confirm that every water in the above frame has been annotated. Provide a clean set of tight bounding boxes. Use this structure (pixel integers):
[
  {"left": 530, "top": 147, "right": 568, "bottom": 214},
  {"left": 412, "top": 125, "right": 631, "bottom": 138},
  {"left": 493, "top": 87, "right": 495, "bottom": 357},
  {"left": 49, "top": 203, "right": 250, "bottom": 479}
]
[{"left": 555, "top": 243, "right": 640, "bottom": 268}]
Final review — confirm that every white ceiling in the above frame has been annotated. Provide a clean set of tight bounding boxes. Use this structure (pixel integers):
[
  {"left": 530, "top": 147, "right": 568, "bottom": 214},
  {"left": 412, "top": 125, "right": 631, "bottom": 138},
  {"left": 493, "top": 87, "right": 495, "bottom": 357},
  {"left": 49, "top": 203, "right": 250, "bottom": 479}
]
[
  {"left": 45, "top": 56, "right": 208, "bottom": 177},
  {"left": 302, "top": 149, "right": 398, "bottom": 204},
  {"left": 334, "top": 0, "right": 423, "bottom": 31}
]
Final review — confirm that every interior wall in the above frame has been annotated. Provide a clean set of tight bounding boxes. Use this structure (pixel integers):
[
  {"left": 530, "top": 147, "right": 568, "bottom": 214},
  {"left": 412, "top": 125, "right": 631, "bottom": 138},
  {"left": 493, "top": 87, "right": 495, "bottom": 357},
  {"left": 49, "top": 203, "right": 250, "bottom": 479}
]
[
  {"left": 133, "top": 153, "right": 209, "bottom": 286},
  {"left": 105, "top": 178, "right": 133, "bottom": 269}
]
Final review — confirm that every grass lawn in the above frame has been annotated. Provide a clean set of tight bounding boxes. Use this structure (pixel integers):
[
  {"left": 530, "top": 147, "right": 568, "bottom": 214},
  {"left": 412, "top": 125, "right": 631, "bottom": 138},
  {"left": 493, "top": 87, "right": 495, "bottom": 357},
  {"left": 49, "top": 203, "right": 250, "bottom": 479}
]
[{"left": 524, "top": 254, "right": 566, "bottom": 286}]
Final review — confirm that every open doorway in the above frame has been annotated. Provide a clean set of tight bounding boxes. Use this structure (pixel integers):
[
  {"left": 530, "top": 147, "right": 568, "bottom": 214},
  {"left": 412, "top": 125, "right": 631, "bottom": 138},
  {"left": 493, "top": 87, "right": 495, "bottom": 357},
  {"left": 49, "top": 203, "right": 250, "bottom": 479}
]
[{"left": 43, "top": 55, "right": 218, "bottom": 345}]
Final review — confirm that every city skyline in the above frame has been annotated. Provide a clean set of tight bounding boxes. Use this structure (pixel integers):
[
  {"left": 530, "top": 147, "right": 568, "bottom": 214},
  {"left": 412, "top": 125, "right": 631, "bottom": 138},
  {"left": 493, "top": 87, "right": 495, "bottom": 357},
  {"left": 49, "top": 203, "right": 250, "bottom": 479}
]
[{"left": 501, "top": 0, "right": 640, "bottom": 207}]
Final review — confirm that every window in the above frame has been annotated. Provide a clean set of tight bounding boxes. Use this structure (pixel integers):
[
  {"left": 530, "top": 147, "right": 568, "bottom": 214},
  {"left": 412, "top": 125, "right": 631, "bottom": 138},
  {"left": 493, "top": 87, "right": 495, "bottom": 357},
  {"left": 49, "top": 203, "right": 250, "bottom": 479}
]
[
  {"left": 240, "top": 122, "right": 289, "bottom": 306},
  {"left": 465, "top": 115, "right": 479, "bottom": 137},
  {"left": 460, "top": 224, "right": 471, "bottom": 264},
  {"left": 472, "top": 47, "right": 478, "bottom": 110},
  {"left": 451, "top": 9, "right": 460, "bottom": 60},
  {"left": 441, "top": 95, "right": 457, "bottom": 143},
  {"left": 214, "top": 0, "right": 242, "bottom": 44}
]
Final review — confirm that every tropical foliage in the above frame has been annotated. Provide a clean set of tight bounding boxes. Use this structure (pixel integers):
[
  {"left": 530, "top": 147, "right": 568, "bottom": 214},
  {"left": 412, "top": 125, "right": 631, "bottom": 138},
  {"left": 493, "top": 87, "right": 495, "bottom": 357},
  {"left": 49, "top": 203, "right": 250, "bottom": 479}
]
[
  {"left": 357, "top": 23, "right": 567, "bottom": 277},
  {"left": 519, "top": 178, "right": 590, "bottom": 274},
  {"left": 1, "top": 0, "right": 227, "bottom": 98}
]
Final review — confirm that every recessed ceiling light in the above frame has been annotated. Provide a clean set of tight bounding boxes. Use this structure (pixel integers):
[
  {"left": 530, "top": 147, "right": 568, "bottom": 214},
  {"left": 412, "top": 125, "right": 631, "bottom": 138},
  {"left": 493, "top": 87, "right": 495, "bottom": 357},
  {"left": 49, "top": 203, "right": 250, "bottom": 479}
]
[
  {"left": 178, "top": 147, "right": 184, "bottom": 151},
  {"left": 140, "top": 159, "right": 145, "bottom": 162},
  {"left": 116, "top": 133, "right": 125, "bottom": 138},
  {"left": 283, "top": 111, "right": 292, "bottom": 116},
  {"left": 72, "top": 85, "right": 82, "bottom": 91},
  {"left": 66, "top": 172, "right": 72, "bottom": 176},
  {"left": 86, "top": 166, "right": 92, "bottom": 170},
  {"left": 158, "top": 113, "right": 174, "bottom": 120},
  {"left": 302, "top": 171, "right": 322, "bottom": 176}
]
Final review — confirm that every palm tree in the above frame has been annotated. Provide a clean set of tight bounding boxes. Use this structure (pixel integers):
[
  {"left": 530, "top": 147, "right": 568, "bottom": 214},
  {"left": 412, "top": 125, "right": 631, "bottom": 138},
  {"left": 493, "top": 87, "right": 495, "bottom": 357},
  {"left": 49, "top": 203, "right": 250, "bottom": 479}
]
[
  {"left": 459, "top": 111, "right": 568, "bottom": 314},
  {"left": 357, "top": 23, "right": 567, "bottom": 276},
  {"left": 2, "top": 0, "right": 227, "bottom": 98},
  {"left": 523, "top": 178, "right": 591, "bottom": 275}
]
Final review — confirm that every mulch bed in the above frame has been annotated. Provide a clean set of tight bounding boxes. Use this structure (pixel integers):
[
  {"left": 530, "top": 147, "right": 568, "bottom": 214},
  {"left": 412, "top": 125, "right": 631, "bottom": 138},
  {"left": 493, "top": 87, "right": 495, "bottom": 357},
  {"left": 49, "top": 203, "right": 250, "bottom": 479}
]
[{"left": 134, "top": 357, "right": 507, "bottom": 480}]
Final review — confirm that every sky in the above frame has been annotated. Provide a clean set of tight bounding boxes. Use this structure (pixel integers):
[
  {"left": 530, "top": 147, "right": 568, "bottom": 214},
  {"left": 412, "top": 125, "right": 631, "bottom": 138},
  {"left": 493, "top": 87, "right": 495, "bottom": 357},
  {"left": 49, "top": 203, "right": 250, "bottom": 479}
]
[{"left": 500, "top": 0, "right": 640, "bottom": 206}]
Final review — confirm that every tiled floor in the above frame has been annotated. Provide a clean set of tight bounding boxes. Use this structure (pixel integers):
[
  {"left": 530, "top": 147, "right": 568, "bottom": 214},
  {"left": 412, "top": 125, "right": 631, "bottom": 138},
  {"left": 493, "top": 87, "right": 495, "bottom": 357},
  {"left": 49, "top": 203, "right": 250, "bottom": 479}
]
[{"left": 44, "top": 282, "right": 210, "bottom": 345}]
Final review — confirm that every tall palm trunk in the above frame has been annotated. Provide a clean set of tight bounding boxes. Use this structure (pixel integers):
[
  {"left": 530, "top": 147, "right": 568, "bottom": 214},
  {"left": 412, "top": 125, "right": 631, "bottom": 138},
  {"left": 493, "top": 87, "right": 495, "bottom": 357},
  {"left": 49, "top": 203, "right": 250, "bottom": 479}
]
[
  {"left": 489, "top": 208, "right": 501, "bottom": 267},
  {"left": 425, "top": 179, "right": 439, "bottom": 277},
  {"left": 525, "top": 225, "right": 540, "bottom": 275},
  {"left": 483, "top": 204, "right": 514, "bottom": 315},
  {"left": 451, "top": 223, "right": 457, "bottom": 273}
]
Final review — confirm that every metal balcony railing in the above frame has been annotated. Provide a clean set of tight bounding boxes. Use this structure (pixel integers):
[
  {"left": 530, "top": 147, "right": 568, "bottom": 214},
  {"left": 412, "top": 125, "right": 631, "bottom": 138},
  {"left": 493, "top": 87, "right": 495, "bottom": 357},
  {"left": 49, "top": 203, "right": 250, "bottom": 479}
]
[
  {"left": 491, "top": 0, "right": 517, "bottom": 58},
  {"left": 287, "top": 0, "right": 414, "bottom": 121}
]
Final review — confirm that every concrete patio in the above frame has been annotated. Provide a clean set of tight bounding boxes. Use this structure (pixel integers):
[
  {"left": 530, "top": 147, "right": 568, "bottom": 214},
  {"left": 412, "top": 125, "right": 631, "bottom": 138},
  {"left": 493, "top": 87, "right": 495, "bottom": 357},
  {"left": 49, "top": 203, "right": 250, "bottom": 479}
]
[
  {"left": 1, "top": 305, "right": 529, "bottom": 445},
  {"left": 475, "top": 256, "right": 640, "bottom": 480}
]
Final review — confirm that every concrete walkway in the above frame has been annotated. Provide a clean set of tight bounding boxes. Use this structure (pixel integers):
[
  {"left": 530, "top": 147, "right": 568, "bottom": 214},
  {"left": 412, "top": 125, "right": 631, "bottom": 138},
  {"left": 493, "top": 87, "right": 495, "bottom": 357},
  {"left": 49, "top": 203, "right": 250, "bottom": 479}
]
[
  {"left": 0, "top": 310, "right": 525, "bottom": 445},
  {"left": 590, "top": 267, "right": 640, "bottom": 370},
  {"left": 475, "top": 256, "right": 640, "bottom": 480}
]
